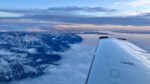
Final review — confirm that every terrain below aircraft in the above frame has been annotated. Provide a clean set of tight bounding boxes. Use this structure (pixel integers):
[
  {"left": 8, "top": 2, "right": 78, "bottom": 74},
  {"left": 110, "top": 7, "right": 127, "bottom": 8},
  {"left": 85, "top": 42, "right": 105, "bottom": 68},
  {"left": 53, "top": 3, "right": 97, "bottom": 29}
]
[{"left": 86, "top": 37, "right": 150, "bottom": 84}]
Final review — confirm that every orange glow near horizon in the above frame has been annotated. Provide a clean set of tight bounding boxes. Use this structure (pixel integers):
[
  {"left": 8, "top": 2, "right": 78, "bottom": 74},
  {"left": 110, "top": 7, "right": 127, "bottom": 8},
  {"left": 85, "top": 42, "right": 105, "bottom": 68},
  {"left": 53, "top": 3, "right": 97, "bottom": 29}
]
[{"left": 55, "top": 23, "right": 150, "bottom": 31}]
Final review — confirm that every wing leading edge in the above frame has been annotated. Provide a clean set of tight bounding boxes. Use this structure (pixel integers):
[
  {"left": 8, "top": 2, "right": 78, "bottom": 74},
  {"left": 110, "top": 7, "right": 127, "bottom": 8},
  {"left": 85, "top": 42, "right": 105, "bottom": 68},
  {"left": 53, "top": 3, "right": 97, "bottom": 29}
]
[{"left": 86, "top": 37, "right": 150, "bottom": 84}]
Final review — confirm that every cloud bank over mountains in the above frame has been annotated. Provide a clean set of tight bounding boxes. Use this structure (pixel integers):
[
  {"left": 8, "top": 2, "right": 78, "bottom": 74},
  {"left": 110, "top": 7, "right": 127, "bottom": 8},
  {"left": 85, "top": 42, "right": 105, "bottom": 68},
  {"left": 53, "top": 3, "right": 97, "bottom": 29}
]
[{"left": 0, "top": 6, "right": 150, "bottom": 31}]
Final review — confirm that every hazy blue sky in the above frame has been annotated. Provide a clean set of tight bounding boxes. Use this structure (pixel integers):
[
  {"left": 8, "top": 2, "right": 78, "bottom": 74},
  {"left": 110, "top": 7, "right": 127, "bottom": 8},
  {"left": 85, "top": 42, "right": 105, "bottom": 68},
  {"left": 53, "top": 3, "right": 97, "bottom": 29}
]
[
  {"left": 0, "top": 0, "right": 119, "bottom": 9},
  {"left": 0, "top": 0, "right": 150, "bottom": 17}
]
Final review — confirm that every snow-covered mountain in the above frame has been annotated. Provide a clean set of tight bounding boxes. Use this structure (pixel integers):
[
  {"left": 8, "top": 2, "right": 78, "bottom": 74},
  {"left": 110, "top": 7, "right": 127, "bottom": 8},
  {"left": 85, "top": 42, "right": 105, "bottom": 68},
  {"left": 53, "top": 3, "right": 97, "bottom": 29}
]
[{"left": 0, "top": 32, "right": 82, "bottom": 82}]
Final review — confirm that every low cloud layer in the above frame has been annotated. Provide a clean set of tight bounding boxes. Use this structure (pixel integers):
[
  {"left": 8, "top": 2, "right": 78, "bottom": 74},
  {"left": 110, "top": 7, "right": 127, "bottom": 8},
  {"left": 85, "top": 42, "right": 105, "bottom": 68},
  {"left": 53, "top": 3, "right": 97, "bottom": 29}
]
[
  {"left": 0, "top": 6, "right": 150, "bottom": 31},
  {"left": 21, "top": 13, "right": 150, "bottom": 26}
]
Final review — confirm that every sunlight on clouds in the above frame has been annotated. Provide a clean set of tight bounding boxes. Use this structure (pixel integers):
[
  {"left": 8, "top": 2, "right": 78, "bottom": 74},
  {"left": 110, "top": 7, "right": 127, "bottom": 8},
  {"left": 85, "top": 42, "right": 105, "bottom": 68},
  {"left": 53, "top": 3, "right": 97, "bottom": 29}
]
[
  {"left": 116, "top": 10, "right": 150, "bottom": 17},
  {"left": 0, "top": 12, "right": 22, "bottom": 17},
  {"left": 116, "top": 0, "right": 150, "bottom": 7},
  {"left": 127, "top": 0, "right": 150, "bottom": 7}
]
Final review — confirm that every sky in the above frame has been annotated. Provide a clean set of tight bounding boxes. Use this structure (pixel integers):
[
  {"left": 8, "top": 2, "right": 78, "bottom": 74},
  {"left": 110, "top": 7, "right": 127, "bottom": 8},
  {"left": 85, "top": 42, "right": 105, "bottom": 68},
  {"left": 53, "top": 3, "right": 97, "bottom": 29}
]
[
  {"left": 0, "top": 0, "right": 150, "bottom": 31},
  {"left": 0, "top": 0, "right": 149, "bottom": 16},
  {"left": 0, "top": 0, "right": 120, "bottom": 9}
]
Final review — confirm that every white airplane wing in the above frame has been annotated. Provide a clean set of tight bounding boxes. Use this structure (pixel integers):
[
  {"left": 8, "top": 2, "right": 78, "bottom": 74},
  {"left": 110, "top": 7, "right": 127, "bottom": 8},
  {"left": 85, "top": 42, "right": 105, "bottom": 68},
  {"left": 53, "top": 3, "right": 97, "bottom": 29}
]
[{"left": 86, "top": 37, "right": 150, "bottom": 84}]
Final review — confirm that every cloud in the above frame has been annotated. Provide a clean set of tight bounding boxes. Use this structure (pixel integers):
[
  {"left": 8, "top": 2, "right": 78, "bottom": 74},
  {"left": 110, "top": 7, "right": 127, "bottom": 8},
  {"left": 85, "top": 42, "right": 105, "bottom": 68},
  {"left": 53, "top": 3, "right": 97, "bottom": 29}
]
[
  {"left": 0, "top": 7, "right": 150, "bottom": 31},
  {"left": 20, "top": 13, "right": 150, "bottom": 26},
  {"left": 116, "top": 0, "right": 150, "bottom": 7},
  {"left": 55, "top": 23, "right": 150, "bottom": 31},
  {"left": 25, "top": 27, "right": 49, "bottom": 32},
  {"left": 140, "top": 13, "right": 150, "bottom": 17},
  {"left": 0, "top": 7, "right": 117, "bottom": 18},
  {"left": 1, "top": 10, "right": 150, "bottom": 26},
  {"left": 0, "top": 9, "right": 47, "bottom": 14},
  {"left": 47, "top": 6, "right": 117, "bottom": 12},
  {"left": 1, "top": 12, "right": 150, "bottom": 27},
  {"left": 127, "top": 0, "right": 150, "bottom": 7},
  {"left": 0, "top": 6, "right": 116, "bottom": 17},
  {"left": 0, "top": 11, "right": 22, "bottom": 17}
]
